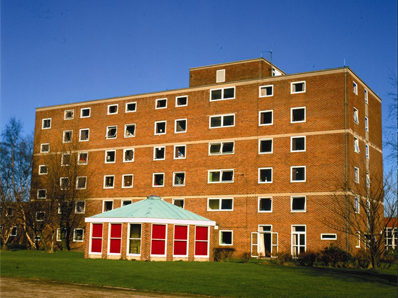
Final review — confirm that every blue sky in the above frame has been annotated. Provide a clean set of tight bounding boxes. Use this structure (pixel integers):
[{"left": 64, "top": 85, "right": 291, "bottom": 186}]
[{"left": 1, "top": 0, "right": 397, "bottom": 168}]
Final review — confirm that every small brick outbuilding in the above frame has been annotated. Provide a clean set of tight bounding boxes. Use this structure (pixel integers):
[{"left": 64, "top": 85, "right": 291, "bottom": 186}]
[{"left": 85, "top": 195, "right": 216, "bottom": 261}]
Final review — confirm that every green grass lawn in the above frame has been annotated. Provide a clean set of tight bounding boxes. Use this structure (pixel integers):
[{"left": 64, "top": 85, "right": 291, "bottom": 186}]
[{"left": 1, "top": 250, "right": 396, "bottom": 298}]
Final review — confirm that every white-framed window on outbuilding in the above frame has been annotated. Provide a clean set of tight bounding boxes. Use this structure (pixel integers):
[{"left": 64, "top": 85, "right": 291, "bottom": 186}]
[
  {"left": 291, "top": 81, "right": 306, "bottom": 94},
  {"left": 219, "top": 230, "right": 233, "bottom": 246},
  {"left": 176, "top": 95, "right": 188, "bottom": 107},
  {"left": 210, "top": 86, "right": 235, "bottom": 101},
  {"left": 108, "top": 104, "right": 118, "bottom": 115},
  {"left": 108, "top": 223, "right": 122, "bottom": 255},
  {"left": 155, "top": 121, "right": 166, "bottom": 135},
  {"left": 291, "top": 107, "right": 306, "bottom": 123},
  {"left": 174, "top": 225, "right": 188, "bottom": 257},
  {"left": 291, "top": 136, "right": 306, "bottom": 152},
  {"left": 259, "top": 85, "right": 273, "bottom": 97},
  {"left": 42, "top": 118, "right": 51, "bottom": 129},
  {"left": 125, "top": 102, "right": 137, "bottom": 113},
  {"left": 208, "top": 198, "right": 233, "bottom": 211},
  {"left": 258, "top": 197, "right": 272, "bottom": 212},
  {"left": 73, "top": 228, "right": 84, "bottom": 242},
  {"left": 209, "top": 141, "right": 234, "bottom": 155},
  {"left": 258, "top": 168, "right": 272, "bottom": 183},
  {"left": 259, "top": 139, "right": 273, "bottom": 154},
  {"left": 151, "top": 224, "right": 167, "bottom": 256},
  {"left": 291, "top": 166, "right": 306, "bottom": 182},
  {"left": 128, "top": 224, "right": 142, "bottom": 255},
  {"left": 292, "top": 225, "right": 306, "bottom": 257},
  {"left": 209, "top": 114, "right": 235, "bottom": 128},
  {"left": 208, "top": 169, "right": 234, "bottom": 183},
  {"left": 174, "top": 145, "right": 186, "bottom": 159},
  {"left": 259, "top": 110, "right": 273, "bottom": 126},
  {"left": 155, "top": 98, "right": 167, "bottom": 109}
]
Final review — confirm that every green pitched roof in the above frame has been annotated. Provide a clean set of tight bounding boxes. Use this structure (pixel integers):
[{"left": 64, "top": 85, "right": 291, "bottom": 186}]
[{"left": 86, "top": 195, "right": 215, "bottom": 226}]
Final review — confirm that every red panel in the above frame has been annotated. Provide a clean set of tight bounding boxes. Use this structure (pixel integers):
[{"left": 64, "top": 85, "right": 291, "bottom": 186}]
[
  {"left": 195, "top": 241, "right": 208, "bottom": 256},
  {"left": 110, "top": 239, "right": 121, "bottom": 254},
  {"left": 174, "top": 241, "right": 187, "bottom": 255},
  {"left": 111, "top": 224, "right": 122, "bottom": 238},
  {"left": 195, "top": 226, "right": 208, "bottom": 240},
  {"left": 91, "top": 239, "right": 102, "bottom": 253},
  {"left": 152, "top": 224, "right": 166, "bottom": 239},
  {"left": 151, "top": 240, "right": 165, "bottom": 255},
  {"left": 174, "top": 226, "right": 188, "bottom": 240},
  {"left": 92, "top": 224, "right": 103, "bottom": 238}
]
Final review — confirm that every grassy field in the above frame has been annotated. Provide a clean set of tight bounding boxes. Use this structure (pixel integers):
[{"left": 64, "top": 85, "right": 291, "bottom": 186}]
[{"left": 1, "top": 250, "right": 396, "bottom": 297}]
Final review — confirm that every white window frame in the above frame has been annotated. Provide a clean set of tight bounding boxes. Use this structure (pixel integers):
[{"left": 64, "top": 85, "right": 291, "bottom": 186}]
[
  {"left": 124, "top": 124, "right": 136, "bottom": 138},
  {"left": 175, "top": 95, "right": 188, "bottom": 107},
  {"left": 354, "top": 137, "right": 360, "bottom": 153},
  {"left": 76, "top": 176, "right": 87, "bottom": 190},
  {"left": 123, "top": 148, "right": 135, "bottom": 162},
  {"left": 258, "top": 139, "right": 273, "bottom": 154},
  {"left": 103, "top": 200, "right": 114, "bottom": 212},
  {"left": 64, "top": 109, "right": 74, "bottom": 120},
  {"left": 259, "top": 110, "right": 273, "bottom": 126},
  {"left": 210, "top": 86, "right": 235, "bottom": 101},
  {"left": 355, "top": 231, "right": 361, "bottom": 248},
  {"left": 154, "top": 121, "right": 167, "bottom": 135},
  {"left": 151, "top": 224, "right": 167, "bottom": 257},
  {"left": 353, "top": 81, "right": 358, "bottom": 95},
  {"left": 291, "top": 196, "right": 306, "bottom": 212},
  {"left": 321, "top": 234, "right": 337, "bottom": 240},
  {"left": 291, "top": 81, "right": 306, "bottom": 94},
  {"left": 42, "top": 118, "right": 51, "bottom": 129},
  {"left": 259, "top": 85, "right": 274, "bottom": 97},
  {"left": 38, "top": 165, "right": 48, "bottom": 175},
  {"left": 125, "top": 102, "right": 137, "bottom": 113},
  {"left": 127, "top": 223, "right": 142, "bottom": 256},
  {"left": 219, "top": 230, "right": 233, "bottom": 246},
  {"left": 73, "top": 228, "right": 84, "bottom": 242},
  {"left": 107, "top": 223, "right": 122, "bottom": 256},
  {"left": 10, "top": 226, "right": 18, "bottom": 237},
  {"left": 258, "top": 197, "right": 272, "bottom": 213},
  {"left": 174, "top": 145, "right": 186, "bottom": 159},
  {"left": 57, "top": 228, "right": 66, "bottom": 242},
  {"left": 291, "top": 166, "right": 306, "bottom": 182},
  {"left": 175, "top": 119, "right": 187, "bottom": 134},
  {"left": 105, "top": 150, "right": 116, "bottom": 163},
  {"left": 104, "top": 175, "right": 115, "bottom": 189},
  {"left": 172, "top": 198, "right": 185, "bottom": 209},
  {"left": 40, "top": 143, "right": 50, "bottom": 153},
  {"left": 353, "top": 108, "right": 359, "bottom": 124},
  {"left": 258, "top": 167, "right": 273, "bottom": 184},
  {"left": 364, "top": 89, "right": 368, "bottom": 104},
  {"left": 63, "top": 130, "right": 73, "bottom": 143},
  {"left": 153, "top": 173, "right": 165, "bottom": 187},
  {"left": 78, "top": 152, "right": 88, "bottom": 165},
  {"left": 106, "top": 125, "right": 117, "bottom": 139},
  {"left": 207, "top": 198, "right": 234, "bottom": 211},
  {"left": 209, "top": 114, "right": 235, "bottom": 128},
  {"left": 37, "top": 189, "right": 47, "bottom": 200},
  {"left": 36, "top": 211, "right": 45, "bottom": 222},
  {"left": 207, "top": 169, "right": 234, "bottom": 183},
  {"left": 173, "top": 172, "right": 186, "bottom": 187},
  {"left": 291, "top": 107, "right": 306, "bottom": 123},
  {"left": 153, "top": 146, "right": 166, "bottom": 161},
  {"left": 80, "top": 107, "right": 91, "bottom": 118},
  {"left": 216, "top": 69, "right": 225, "bottom": 83},
  {"left": 60, "top": 177, "right": 70, "bottom": 190},
  {"left": 122, "top": 174, "right": 134, "bottom": 188},
  {"left": 75, "top": 201, "right": 85, "bottom": 214},
  {"left": 365, "top": 116, "right": 368, "bottom": 132},
  {"left": 291, "top": 225, "right": 306, "bottom": 256},
  {"left": 122, "top": 199, "right": 132, "bottom": 206},
  {"left": 354, "top": 167, "right": 359, "bottom": 184},
  {"left": 155, "top": 98, "right": 167, "bottom": 109},
  {"left": 354, "top": 197, "right": 360, "bottom": 214},
  {"left": 291, "top": 136, "right": 306, "bottom": 152},
  {"left": 208, "top": 141, "right": 234, "bottom": 155},
  {"left": 79, "top": 128, "right": 90, "bottom": 142},
  {"left": 61, "top": 153, "right": 71, "bottom": 166},
  {"left": 107, "top": 104, "right": 118, "bottom": 115},
  {"left": 365, "top": 144, "right": 369, "bottom": 159}
]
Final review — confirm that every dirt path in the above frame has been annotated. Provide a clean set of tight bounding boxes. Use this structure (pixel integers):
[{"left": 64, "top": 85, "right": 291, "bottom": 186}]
[{"left": 0, "top": 277, "right": 202, "bottom": 298}]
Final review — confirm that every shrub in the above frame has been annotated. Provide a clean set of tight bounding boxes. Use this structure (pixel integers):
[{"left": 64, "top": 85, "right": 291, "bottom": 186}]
[
  {"left": 380, "top": 249, "right": 397, "bottom": 269},
  {"left": 213, "top": 247, "right": 235, "bottom": 262},
  {"left": 298, "top": 250, "right": 319, "bottom": 266},
  {"left": 240, "top": 252, "right": 251, "bottom": 263},
  {"left": 275, "top": 251, "right": 293, "bottom": 265},
  {"left": 320, "top": 244, "right": 352, "bottom": 267},
  {"left": 353, "top": 249, "right": 371, "bottom": 268}
]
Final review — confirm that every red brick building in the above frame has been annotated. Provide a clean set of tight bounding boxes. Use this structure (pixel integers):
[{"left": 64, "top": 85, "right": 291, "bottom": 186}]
[{"left": 31, "top": 58, "right": 383, "bottom": 258}]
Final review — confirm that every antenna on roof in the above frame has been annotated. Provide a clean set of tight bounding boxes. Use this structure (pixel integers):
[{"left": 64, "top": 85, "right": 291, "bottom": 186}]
[{"left": 261, "top": 51, "right": 273, "bottom": 65}]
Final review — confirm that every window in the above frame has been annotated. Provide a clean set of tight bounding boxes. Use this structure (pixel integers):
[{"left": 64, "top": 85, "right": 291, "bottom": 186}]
[
  {"left": 291, "top": 196, "right": 306, "bottom": 212},
  {"left": 79, "top": 128, "right": 89, "bottom": 141},
  {"left": 209, "top": 141, "right": 234, "bottom": 155},
  {"left": 153, "top": 146, "right": 165, "bottom": 160},
  {"left": 155, "top": 98, "right": 167, "bottom": 109},
  {"left": 36, "top": 211, "right": 45, "bottom": 222},
  {"left": 354, "top": 197, "right": 360, "bottom": 213},
  {"left": 292, "top": 225, "right": 306, "bottom": 256},
  {"left": 366, "top": 172, "right": 370, "bottom": 188},
  {"left": 258, "top": 168, "right": 272, "bottom": 183},
  {"left": 105, "top": 150, "right": 116, "bottom": 163},
  {"left": 40, "top": 143, "right": 50, "bottom": 153},
  {"left": 37, "top": 189, "right": 47, "bottom": 199},
  {"left": 220, "top": 230, "right": 233, "bottom": 245},
  {"left": 75, "top": 201, "right": 85, "bottom": 214},
  {"left": 174, "top": 225, "right": 188, "bottom": 256},
  {"left": 321, "top": 234, "right": 337, "bottom": 240},
  {"left": 61, "top": 154, "right": 70, "bottom": 166},
  {"left": 60, "top": 177, "right": 70, "bottom": 190},
  {"left": 291, "top": 136, "right": 306, "bottom": 152},
  {"left": 122, "top": 174, "right": 134, "bottom": 188},
  {"left": 64, "top": 110, "right": 74, "bottom": 120},
  {"left": 76, "top": 176, "right": 87, "bottom": 189},
  {"left": 195, "top": 226, "right": 208, "bottom": 256},
  {"left": 209, "top": 114, "right": 235, "bottom": 128},
  {"left": 216, "top": 69, "right": 225, "bottom": 83},
  {"left": 155, "top": 121, "right": 166, "bottom": 135},
  {"left": 291, "top": 107, "right": 306, "bottom": 123},
  {"left": 10, "top": 226, "right": 17, "bottom": 237},
  {"left": 42, "top": 118, "right": 51, "bottom": 129},
  {"left": 73, "top": 228, "right": 84, "bottom": 242},
  {"left": 123, "top": 149, "right": 134, "bottom": 162},
  {"left": 7, "top": 208, "right": 13, "bottom": 217},
  {"left": 173, "top": 172, "right": 185, "bottom": 186},
  {"left": 258, "top": 197, "right": 272, "bottom": 212},
  {"left": 353, "top": 108, "right": 359, "bottom": 124},
  {"left": 125, "top": 102, "right": 136, "bottom": 112},
  {"left": 90, "top": 223, "right": 103, "bottom": 253},
  {"left": 122, "top": 199, "right": 132, "bottom": 206},
  {"left": 108, "top": 104, "right": 118, "bottom": 114},
  {"left": 259, "top": 110, "right": 273, "bottom": 126},
  {"left": 175, "top": 119, "right": 187, "bottom": 133},
  {"left": 355, "top": 231, "right": 361, "bottom": 248},
  {"left": 106, "top": 126, "right": 117, "bottom": 139},
  {"left": 103, "top": 200, "right": 113, "bottom": 212},
  {"left": 104, "top": 176, "right": 115, "bottom": 189},
  {"left": 128, "top": 224, "right": 141, "bottom": 255},
  {"left": 124, "top": 124, "right": 136, "bottom": 137},
  {"left": 173, "top": 199, "right": 184, "bottom": 208},
  {"left": 63, "top": 130, "right": 72, "bottom": 143},
  {"left": 208, "top": 170, "right": 234, "bottom": 183},
  {"left": 39, "top": 165, "right": 48, "bottom": 175},
  {"left": 153, "top": 173, "right": 165, "bottom": 187},
  {"left": 354, "top": 137, "right": 360, "bottom": 153},
  {"left": 151, "top": 224, "right": 166, "bottom": 255},
  {"left": 353, "top": 81, "right": 358, "bottom": 94},
  {"left": 208, "top": 198, "right": 233, "bottom": 211},
  {"left": 259, "top": 85, "right": 273, "bottom": 97},
  {"left": 176, "top": 95, "right": 188, "bottom": 107},
  {"left": 259, "top": 139, "right": 273, "bottom": 154},
  {"left": 354, "top": 167, "right": 359, "bottom": 184},
  {"left": 210, "top": 87, "right": 235, "bottom": 101},
  {"left": 57, "top": 228, "right": 67, "bottom": 241},
  {"left": 81, "top": 107, "right": 91, "bottom": 118},
  {"left": 78, "top": 152, "right": 88, "bottom": 165},
  {"left": 291, "top": 81, "right": 306, "bottom": 94},
  {"left": 109, "top": 223, "right": 122, "bottom": 254},
  {"left": 291, "top": 166, "right": 306, "bottom": 182},
  {"left": 174, "top": 145, "right": 186, "bottom": 159},
  {"left": 364, "top": 89, "right": 368, "bottom": 104},
  {"left": 365, "top": 117, "right": 368, "bottom": 132},
  {"left": 365, "top": 144, "right": 369, "bottom": 159}
]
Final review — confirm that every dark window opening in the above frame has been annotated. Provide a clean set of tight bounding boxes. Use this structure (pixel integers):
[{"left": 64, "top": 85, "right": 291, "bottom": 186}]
[{"left": 259, "top": 198, "right": 272, "bottom": 211}]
